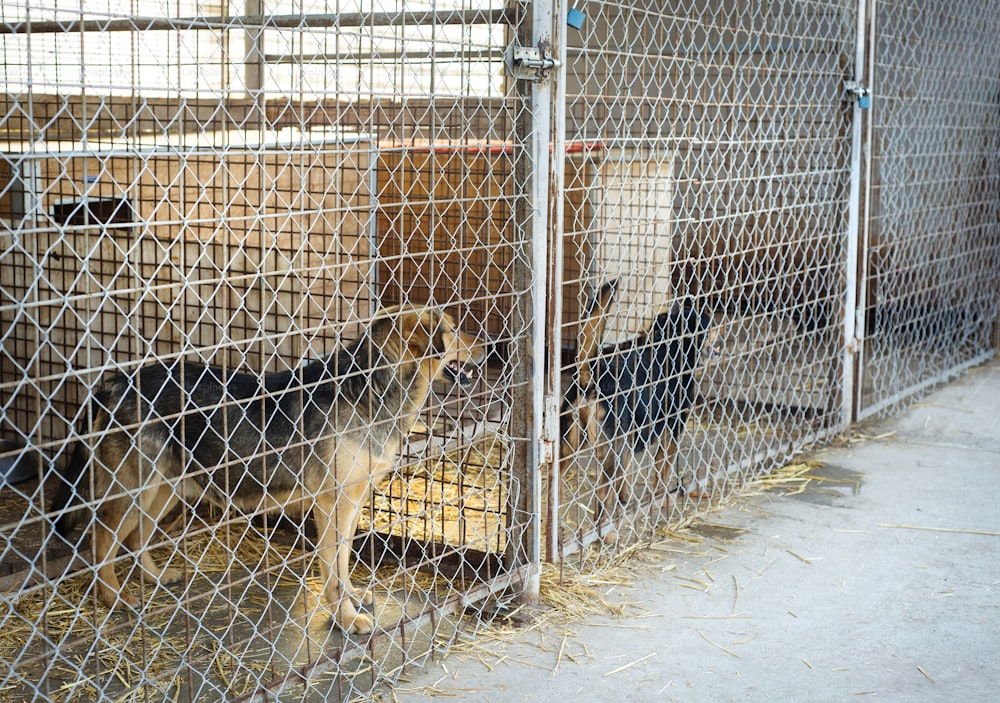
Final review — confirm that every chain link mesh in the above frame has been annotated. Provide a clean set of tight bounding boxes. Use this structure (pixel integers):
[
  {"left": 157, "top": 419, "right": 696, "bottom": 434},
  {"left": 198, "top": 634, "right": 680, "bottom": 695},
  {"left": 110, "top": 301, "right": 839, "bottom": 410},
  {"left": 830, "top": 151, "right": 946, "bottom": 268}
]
[
  {"left": 1, "top": 2, "right": 530, "bottom": 701},
  {"left": 858, "top": 0, "right": 1000, "bottom": 417},
  {"left": 1, "top": 1, "right": 998, "bottom": 701},
  {"left": 555, "top": 0, "right": 857, "bottom": 566}
]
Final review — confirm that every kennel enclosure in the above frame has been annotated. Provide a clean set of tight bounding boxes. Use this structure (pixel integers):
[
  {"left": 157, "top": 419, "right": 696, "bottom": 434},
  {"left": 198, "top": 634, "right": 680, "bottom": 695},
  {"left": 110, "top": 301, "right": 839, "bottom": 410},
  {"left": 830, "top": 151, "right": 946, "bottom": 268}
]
[{"left": 1, "top": 1, "right": 998, "bottom": 701}]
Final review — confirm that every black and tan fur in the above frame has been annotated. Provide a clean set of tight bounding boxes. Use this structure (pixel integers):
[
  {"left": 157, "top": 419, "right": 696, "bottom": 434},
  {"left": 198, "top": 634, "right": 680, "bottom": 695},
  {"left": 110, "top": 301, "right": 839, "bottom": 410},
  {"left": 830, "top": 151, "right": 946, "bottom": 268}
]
[
  {"left": 561, "top": 282, "right": 716, "bottom": 524},
  {"left": 50, "top": 305, "right": 484, "bottom": 634}
]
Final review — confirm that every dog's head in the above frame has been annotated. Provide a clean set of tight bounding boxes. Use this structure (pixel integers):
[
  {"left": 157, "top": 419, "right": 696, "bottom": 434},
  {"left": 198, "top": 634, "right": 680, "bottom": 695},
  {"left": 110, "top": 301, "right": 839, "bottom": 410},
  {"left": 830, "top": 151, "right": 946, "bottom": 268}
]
[
  {"left": 649, "top": 297, "right": 723, "bottom": 361},
  {"left": 376, "top": 305, "right": 485, "bottom": 386}
]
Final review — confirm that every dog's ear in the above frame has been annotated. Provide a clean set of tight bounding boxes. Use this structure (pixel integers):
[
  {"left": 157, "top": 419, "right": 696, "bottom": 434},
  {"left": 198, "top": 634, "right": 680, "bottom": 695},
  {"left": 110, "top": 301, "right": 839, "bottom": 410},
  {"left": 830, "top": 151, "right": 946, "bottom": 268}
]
[{"left": 398, "top": 308, "right": 448, "bottom": 357}]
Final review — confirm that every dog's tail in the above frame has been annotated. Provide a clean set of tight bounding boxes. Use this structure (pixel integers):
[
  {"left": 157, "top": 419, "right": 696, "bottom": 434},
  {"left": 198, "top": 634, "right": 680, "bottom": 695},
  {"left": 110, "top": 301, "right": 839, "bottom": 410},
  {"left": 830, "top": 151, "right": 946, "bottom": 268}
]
[
  {"left": 50, "top": 433, "right": 90, "bottom": 538},
  {"left": 576, "top": 280, "right": 617, "bottom": 389}
]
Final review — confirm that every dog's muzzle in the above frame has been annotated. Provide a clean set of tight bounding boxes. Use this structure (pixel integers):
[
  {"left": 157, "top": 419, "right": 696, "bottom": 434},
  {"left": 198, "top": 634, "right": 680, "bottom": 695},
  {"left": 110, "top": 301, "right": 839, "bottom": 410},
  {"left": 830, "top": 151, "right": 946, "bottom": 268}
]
[{"left": 444, "top": 359, "right": 475, "bottom": 386}]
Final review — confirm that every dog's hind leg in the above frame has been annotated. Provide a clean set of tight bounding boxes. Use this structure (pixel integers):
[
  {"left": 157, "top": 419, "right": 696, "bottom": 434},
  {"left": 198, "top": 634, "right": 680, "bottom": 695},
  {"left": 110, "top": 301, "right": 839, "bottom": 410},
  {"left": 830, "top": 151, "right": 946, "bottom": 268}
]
[
  {"left": 93, "top": 442, "right": 183, "bottom": 609},
  {"left": 614, "top": 442, "right": 634, "bottom": 509},
  {"left": 577, "top": 281, "right": 617, "bottom": 389},
  {"left": 88, "top": 440, "right": 144, "bottom": 609}
]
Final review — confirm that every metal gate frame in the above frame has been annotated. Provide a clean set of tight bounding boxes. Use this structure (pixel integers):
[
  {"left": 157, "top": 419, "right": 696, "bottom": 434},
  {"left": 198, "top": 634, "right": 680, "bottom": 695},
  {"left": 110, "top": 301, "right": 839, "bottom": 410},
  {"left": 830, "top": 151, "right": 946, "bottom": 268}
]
[
  {"left": 2, "top": 0, "right": 998, "bottom": 700},
  {"left": 1, "top": 3, "right": 541, "bottom": 701},
  {"left": 542, "top": 0, "right": 862, "bottom": 562},
  {"left": 852, "top": 0, "right": 1000, "bottom": 420},
  {"left": 538, "top": 0, "right": 999, "bottom": 562}
]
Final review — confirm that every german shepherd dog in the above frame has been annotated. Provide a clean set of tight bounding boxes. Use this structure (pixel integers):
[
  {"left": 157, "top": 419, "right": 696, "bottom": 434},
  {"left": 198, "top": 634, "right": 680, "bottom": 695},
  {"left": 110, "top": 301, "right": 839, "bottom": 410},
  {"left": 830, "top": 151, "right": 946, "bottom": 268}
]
[
  {"left": 50, "top": 305, "right": 484, "bottom": 635},
  {"left": 561, "top": 282, "right": 716, "bottom": 525}
]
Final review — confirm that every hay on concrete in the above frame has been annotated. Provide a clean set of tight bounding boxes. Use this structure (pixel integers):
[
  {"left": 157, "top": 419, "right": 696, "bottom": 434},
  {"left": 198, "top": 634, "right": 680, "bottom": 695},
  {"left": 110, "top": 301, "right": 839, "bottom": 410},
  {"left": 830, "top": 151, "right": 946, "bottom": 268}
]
[{"left": 2, "top": 434, "right": 516, "bottom": 702}]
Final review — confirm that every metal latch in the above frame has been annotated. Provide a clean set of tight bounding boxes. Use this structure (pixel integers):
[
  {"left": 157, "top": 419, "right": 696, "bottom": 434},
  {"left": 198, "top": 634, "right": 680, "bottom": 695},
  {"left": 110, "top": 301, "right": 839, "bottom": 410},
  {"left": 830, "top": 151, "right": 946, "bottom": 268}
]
[
  {"left": 505, "top": 45, "right": 561, "bottom": 82},
  {"left": 541, "top": 394, "right": 560, "bottom": 465},
  {"left": 844, "top": 80, "right": 871, "bottom": 109}
]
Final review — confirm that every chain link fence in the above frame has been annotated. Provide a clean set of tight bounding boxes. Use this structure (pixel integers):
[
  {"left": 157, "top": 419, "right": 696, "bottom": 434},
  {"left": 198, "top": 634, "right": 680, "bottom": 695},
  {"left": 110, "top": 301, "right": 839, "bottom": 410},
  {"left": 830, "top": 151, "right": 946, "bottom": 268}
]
[
  {"left": 1, "top": 2, "right": 534, "bottom": 701},
  {"left": 553, "top": 0, "right": 857, "bottom": 564},
  {"left": 1, "top": 1, "right": 998, "bottom": 701},
  {"left": 856, "top": 0, "right": 1000, "bottom": 418}
]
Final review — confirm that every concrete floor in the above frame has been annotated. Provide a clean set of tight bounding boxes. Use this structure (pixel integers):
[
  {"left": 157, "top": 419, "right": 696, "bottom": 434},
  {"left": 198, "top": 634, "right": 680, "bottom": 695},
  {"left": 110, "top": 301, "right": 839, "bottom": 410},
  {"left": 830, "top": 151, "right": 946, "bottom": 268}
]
[{"left": 391, "top": 357, "right": 1000, "bottom": 702}]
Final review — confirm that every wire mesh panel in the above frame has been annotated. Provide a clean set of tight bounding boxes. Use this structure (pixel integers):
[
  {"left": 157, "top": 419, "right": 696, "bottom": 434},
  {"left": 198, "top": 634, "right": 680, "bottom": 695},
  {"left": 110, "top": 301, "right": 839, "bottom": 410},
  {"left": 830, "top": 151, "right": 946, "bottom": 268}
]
[
  {"left": 857, "top": 0, "right": 1000, "bottom": 417},
  {"left": 554, "top": 0, "right": 857, "bottom": 562},
  {"left": 2, "top": 0, "right": 998, "bottom": 698},
  {"left": 0, "top": 2, "right": 534, "bottom": 701}
]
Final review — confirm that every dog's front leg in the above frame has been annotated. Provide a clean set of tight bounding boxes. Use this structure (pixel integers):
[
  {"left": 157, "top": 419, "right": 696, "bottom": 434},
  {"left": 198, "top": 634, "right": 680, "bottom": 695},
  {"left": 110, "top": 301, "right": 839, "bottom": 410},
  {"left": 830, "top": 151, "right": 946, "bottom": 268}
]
[
  {"left": 92, "top": 502, "right": 140, "bottom": 609},
  {"left": 653, "top": 436, "right": 680, "bottom": 498},
  {"left": 313, "top": 482, "right": 373, "bottom": 635},
  {"left": 594, "top": 438, "right": 625, "bottom": 543},
  {"left": 344, "top": 508, "right": 374, "bottom": 608},
  {"left": 130, "top": 481, "right": 184, "bottom": 587}
]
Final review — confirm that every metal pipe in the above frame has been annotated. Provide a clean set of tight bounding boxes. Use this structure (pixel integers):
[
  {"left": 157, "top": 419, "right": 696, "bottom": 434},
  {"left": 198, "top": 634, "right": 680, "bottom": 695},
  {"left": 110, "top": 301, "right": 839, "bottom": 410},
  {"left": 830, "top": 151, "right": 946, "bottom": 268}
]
[
  {"left": 543, "top": 0, "right": 569, "bottom": 564},
  {"left": 854, "top": 0, "right": 879, "bottom": 420},
  {"left": 508, "top": 0, "right": 556, "bottom": 607},
  {"left": 263, "top": 49, "right": 505, "bottom": 64},
  {"left": 842, "top": 0, "right": 868, "bottom": 428},
  {"left": 244, "top": 0, "right": 264, "bottom": 99},
  {"left": 525, "top": 0, "right": 555, "bottom": 605},
  {"left": 0, "top": 9, "right": 511, "bottom": 35}
]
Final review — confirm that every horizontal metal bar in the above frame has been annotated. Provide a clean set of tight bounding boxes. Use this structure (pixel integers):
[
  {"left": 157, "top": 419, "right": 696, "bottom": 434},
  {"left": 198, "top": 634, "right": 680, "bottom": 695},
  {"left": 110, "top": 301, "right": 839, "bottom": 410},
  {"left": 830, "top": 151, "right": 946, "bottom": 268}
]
[
  {"left": 857, "top": 349, "right": 995, "bottom": 421},
  {"left": 232, "top": 565, "right": 531, "bottom": 703},
  {"left": 565, "top": 38, "right": 820, "bottom": 62},
  {"left": 0, "top": 8, "right": 511, "bottom": 35},
  {"left": 263, "top": 48, "right": 505, "bottom": 64},
  {"left": 556, "top": 424, "right": 837, "bottom": 561}
]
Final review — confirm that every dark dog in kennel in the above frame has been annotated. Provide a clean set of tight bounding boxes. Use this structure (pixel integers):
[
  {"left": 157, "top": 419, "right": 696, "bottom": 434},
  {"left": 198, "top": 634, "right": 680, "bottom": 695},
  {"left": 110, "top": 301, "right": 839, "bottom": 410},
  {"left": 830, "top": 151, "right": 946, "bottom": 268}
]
[
  {"left": 49, "top": 305, "right": 484, "bottom": 635},
  {"left": 561, "top": 281, "right": 718, "bottom": 525}
]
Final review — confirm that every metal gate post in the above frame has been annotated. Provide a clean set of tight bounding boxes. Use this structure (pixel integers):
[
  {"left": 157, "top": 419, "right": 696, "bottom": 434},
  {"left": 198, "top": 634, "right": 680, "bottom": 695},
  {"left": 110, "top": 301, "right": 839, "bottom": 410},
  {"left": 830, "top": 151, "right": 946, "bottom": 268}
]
[
  {"left": 544, "top": 2, "right": 569, "bottom": 564},
  {"left": 842, "top": 0, "right": 870, "bottom": 427},
  {"left": 508, "top": 0, "right": 558, "bottom": 605}
]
